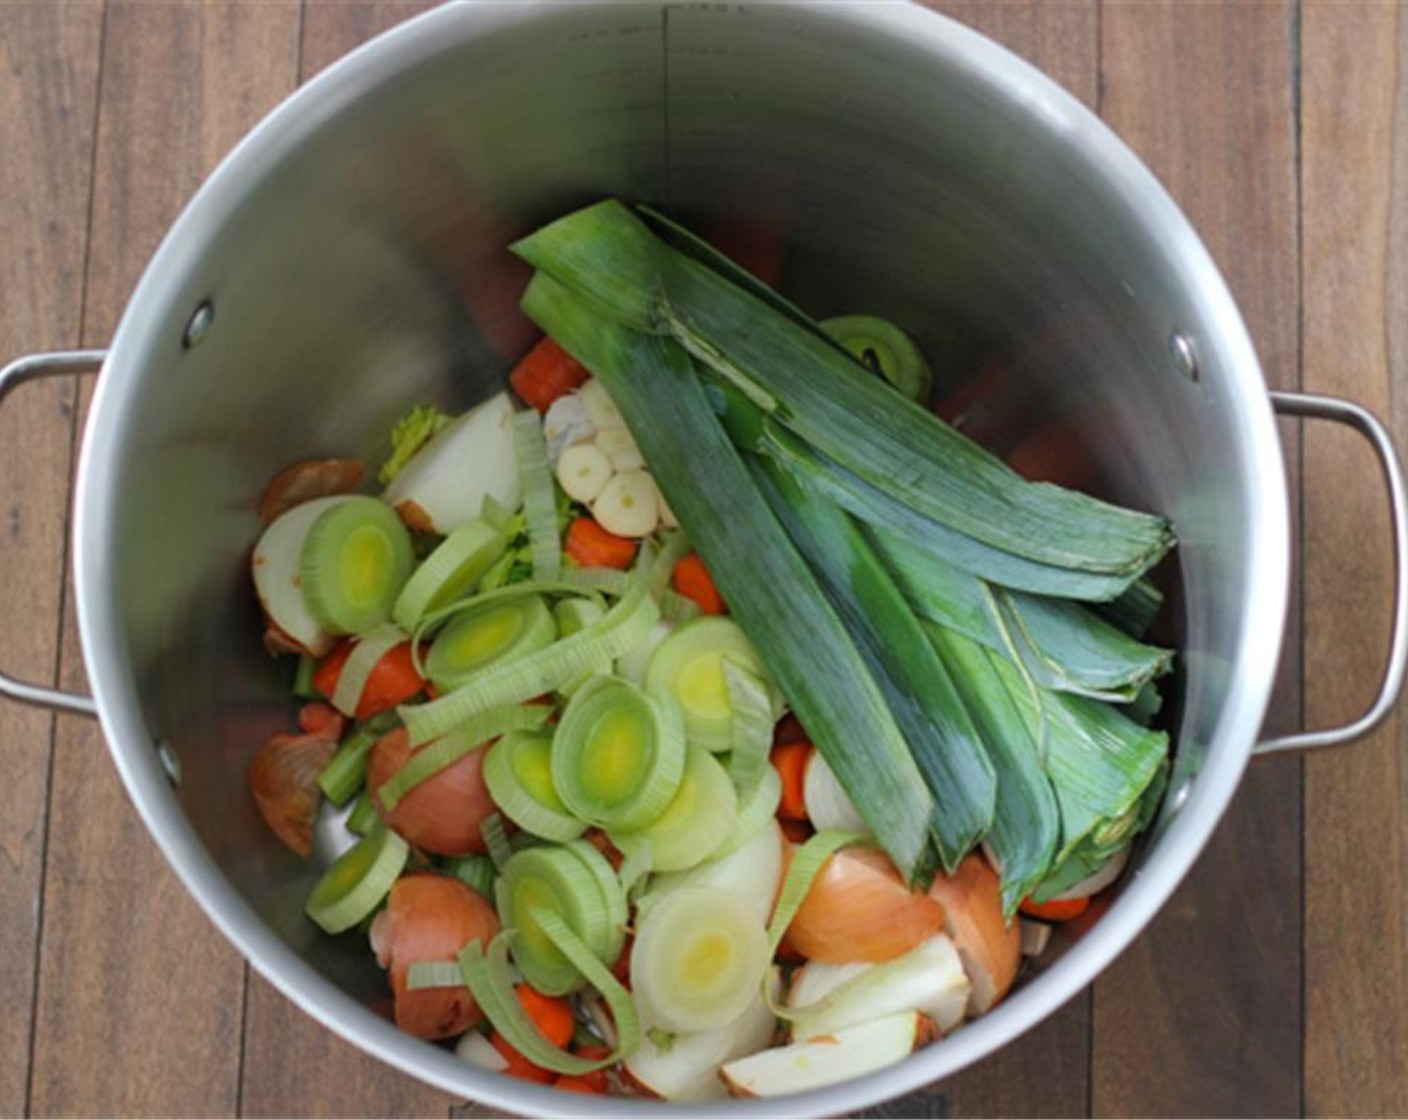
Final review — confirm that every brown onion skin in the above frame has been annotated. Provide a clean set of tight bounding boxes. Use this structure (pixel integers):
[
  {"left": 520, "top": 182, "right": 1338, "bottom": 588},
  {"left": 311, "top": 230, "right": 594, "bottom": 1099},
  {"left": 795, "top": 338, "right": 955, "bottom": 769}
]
[
  {"left": 248, "top": 732, "right": 337, "bottom": 856},
  {"left": 367, "top": 727, "right": 498, "bottom": 857},
  {"left": 786, "top": 846, "right": 947, "bottom": 964},
  {"left": 370, "top": 872, "right": 499, "bottom": 1039},
  {"left": 927, "top": 854, "right": 1021, "bottom": 1013}
]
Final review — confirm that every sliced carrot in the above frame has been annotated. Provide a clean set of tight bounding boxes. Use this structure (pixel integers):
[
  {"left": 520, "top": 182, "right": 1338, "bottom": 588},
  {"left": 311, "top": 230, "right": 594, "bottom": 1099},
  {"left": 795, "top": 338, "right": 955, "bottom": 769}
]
[
  {"left": 770, "top": 741, "right": 813, "bottom": 822},
  {"left": 509, "top": 336, "right": 590, "bottom": 413},
  {"left": 514, "top": 984, "right": 575, "bottom": 1048},
  {"left": 574, "top": 1042, "right": 613, "bottom": 1062},
  {"left": 564, "top": 516, "right": 637, "bottom": 570},
  {"left": 671, "top": 553, "right": 726, "bottom": 615},
  {"left": 311, "top": 640, "right": 426, "bottom": 720},
  {"left": 1019, "top": 895, "right": 1091, "bottom": 922},
  {"left": 258, "top": 457, "right": 366, "bottom": 523},
  {"left": 554, "top": 1073, "right": 609, "bottom": 1095},
  {"left": 490, "top": 1032, "right": 554, "bottom": 1084}
]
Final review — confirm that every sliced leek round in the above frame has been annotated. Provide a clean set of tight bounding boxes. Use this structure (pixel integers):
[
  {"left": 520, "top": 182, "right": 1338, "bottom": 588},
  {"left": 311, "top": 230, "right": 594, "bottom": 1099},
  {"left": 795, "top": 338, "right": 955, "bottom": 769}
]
[
  {"left": 645, "top": 617, "right": 772, "bottom": 752},
  {"left": 482, "top": 730, "right": 587, "bottom": 843},
  {"left": 390, "top": 517, "right": 507, "bottom": 631},
  {"left": 300, "top": 496, "right": 415, "bottom": 636},
  {"left": 552, "top": 675, "right": 686, "bottom": 831},
  {"left": 494, "top": 844, "right": 614, "bottom": 995},
  {"left": 820, "top": 314, "right": 933, "bottom": 404},
  {"left": 611, "top": 746, "right": 737, "bottom": 873},
  {"left": 424, "top": 593, "right": 556, "bottom": 692},
  {"left": 630, "top": 886, "right": 769, "bottom": 1033},
  {"left": 304, "top": 825, "right": 408, "bottom": 934}
]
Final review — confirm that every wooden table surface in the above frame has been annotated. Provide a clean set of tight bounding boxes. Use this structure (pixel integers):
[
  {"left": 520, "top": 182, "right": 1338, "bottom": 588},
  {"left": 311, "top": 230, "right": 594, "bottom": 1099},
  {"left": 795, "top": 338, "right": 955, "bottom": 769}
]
[{"left": 2, "top": 2, "right": 1405, "bottom": 1117}]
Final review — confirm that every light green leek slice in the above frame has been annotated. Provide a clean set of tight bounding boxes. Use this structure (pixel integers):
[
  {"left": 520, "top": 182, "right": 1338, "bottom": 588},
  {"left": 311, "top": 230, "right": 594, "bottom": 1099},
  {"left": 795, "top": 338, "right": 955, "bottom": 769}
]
[
  {"left": 399, "top": 566, "right": 660, "bottom": 745},
  {"left": 512, "top": 409, "right": 562, "bottom": 581},
  {"left": 391, "top": 517, "right": 508, "bottom": 631},
  {"left": 330, "top": 623, "right": 405, "bottom": 717},
  {"left": 926, "top": 624, "right": 1060, "bottom": 915},
  {"left": 304, "top": 824, "right": 408, "bottom": 934},
  {"left": 820, "top": 314, "right": 933, "bottom": 404},
  {"left": 611, "top": 746, "right": 737, "bottom": 873},
  {"left": 483, "top": 730, "right": 587, "bottom": 843},
  {"left": 764, "top": 830, "right": 864, "bottom": 958},
  {"left": 482, "top": 812, "right": 514, "bottom": 871},
  {"left": 292, "top": 654, "right": 319, "bottom": 700},
  {"left": 630, "top": 886, "right": 769, "bottom": 1033},
  {"left": 375, "top": 703, "right": 550, "bottom": 812},
  {"left": 755, "top": 459, "right": 995, "bottom": 870},
  {"left": 522, "top": 271, "right": 937, "bottom": 882},
  {"left": 724, "top": 660, "right": 774, "bottom": 799},
  {"left": 552, "top": 675, "right": 687, "bottom": 832},
  {"left": 494, "top": 843, "right": 618, "bottom": 994},
  {"left": 459, "top": 922, "right": 637, "bottom": 1074},
  {"left": 300, "top": 496, "right": 415, "bottom": 635},
  {"left": 714, "top": 766, "right": 783, "bottom": 859},
  {"left": 511, "top": 200, "right": 1173, "bottom": 579},
  {"left": 424, "top": 594, "right": 557, "bottom": 692},
  {"left": 645, "top": 617, "right": 773, "bottom": 753},
  {"left": 405, "top": 960, "right": 464, "bottom": 991}
]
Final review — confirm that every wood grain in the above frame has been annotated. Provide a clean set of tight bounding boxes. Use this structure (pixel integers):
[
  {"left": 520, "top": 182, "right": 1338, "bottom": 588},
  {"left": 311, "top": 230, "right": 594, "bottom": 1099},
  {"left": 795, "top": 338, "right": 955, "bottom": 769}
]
[
  {"left": 0, "top": 5, "right": 102, "bottom": 1116},
  {"left": 28, "top": 5, "right": 300, "bottom": 1117},
  {"left": 236, "top": 6, "right": 458, "bottom": 1118},
  {"left": 906, "top": 5, "right": 1100, "bottom": 1117},
  {"left": 1301, "top": 6, "right": 1408, "bottom": 1116},
  {"left": 1092, "top": 5, "right": 1303, "bottom": 1117}
]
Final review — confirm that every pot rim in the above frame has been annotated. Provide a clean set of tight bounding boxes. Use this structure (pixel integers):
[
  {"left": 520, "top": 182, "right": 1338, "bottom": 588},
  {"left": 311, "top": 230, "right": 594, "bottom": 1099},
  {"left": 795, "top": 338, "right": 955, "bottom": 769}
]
[{"left": 72, "top": 2, "right": 1289, "bottom": 1115}]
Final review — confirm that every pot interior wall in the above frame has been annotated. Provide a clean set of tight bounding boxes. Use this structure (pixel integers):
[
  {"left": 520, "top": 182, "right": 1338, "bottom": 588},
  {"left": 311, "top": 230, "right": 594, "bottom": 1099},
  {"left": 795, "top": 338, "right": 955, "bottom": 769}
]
[{"left": 107, "top": 4, "right": 1263, "bottom": 1006}]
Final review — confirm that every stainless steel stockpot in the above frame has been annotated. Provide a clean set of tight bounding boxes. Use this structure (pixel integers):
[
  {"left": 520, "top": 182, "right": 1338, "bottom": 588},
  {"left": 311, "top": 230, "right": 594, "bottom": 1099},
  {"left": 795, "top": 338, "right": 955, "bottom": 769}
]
[{"left": 3, "top": 3, "right": 1405, "bottom": 1116}]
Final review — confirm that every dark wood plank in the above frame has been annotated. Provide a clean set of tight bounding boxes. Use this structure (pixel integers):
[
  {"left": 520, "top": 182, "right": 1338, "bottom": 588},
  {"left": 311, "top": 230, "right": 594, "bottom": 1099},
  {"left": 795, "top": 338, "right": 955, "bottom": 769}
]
[
  {"left": 238, "top": 6, "right": 458, "bottom": 1118},
  {"left": 1301, "top": 7, "right": 1408, "bottom": 1116},
  {"left": 877, "top": 6, "right": 1098, "bottom": 1116},
  {"left": 28, "top": 5, "right": 301, "bottom": 1117},
  {"left": 0, "top": 4, "right": 102, "bottom": 1115},
  {"left": 1092, "top": 6, "right": 1302, "bottom": 1117}
]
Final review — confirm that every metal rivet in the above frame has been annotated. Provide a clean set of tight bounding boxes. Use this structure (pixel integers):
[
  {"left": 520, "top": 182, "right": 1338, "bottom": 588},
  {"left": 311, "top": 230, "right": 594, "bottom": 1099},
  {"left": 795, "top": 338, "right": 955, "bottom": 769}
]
[
  {"left": 1169, "top": 779, "right": 1191, "bottom": 813},
  {"left": 1170, "top": 330, "right": 1199, "bottom": 383},
  {"left": 182, "top": 300, "right": 214, "bottom": 350},
  {"left": 155, "top": 739, "right": 182, "bottom": 788}
]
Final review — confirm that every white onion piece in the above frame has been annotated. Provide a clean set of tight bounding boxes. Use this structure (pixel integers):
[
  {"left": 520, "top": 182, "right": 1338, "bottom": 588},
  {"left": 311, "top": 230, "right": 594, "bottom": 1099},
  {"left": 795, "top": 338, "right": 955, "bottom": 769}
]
[
  {"left": 803, "top": 751, "right": 870, "bottom": 835},
  {"left": 251, "top": 495, "right": 352, "bottom": 657},
  {"left": 542, "top": 392, "right": 594, "bottom": 463},
  {"left": 650, "top": 475, "right": 679, "bottom": 530},
  {"left": 721, "top": 1011, "right": 930, "bottom": 1098},
  {"left": 787, "top": 934, "right": 970, "bottom": 1040},
  {"left": 555, "top": 442, "right": 613, "bottom": 504},
  {"left": 454, "top": 1031, "right": 508, "bottom": 1073},
  {"left": 624, "top": 969, "right": 780, "bottom": 1101},
  {"left": 646, "top": 819, "right": 784, "bottom": 925},
  {"left": 578, "top": 377, "right": 625, "bottom": 432},
  {"left": 592, "top": 469, "right": 658, "bottom": 538},
  {"left": 382, "top": 392, "right": 519, "bottom": 534},
  {"left": 1019, "top": 919, "right": 1052, "bottom": 957},
  {"left": 1050, "top": 843, "right": 1132, "bottom": 901}
]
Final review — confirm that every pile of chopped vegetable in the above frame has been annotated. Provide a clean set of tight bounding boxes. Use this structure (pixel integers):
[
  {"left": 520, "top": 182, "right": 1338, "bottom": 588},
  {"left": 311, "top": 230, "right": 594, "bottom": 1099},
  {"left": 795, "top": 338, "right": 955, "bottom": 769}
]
[{"left": 246, "top": 201, "right": 1173, "bottom": 1100}]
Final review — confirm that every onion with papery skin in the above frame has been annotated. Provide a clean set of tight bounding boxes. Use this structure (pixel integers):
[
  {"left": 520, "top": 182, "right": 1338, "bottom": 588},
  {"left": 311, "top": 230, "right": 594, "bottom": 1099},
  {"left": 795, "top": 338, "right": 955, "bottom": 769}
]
[
  {"left": 368, "top": 728, "right": 498, "bottom": 856},
  {"left": 258, "top": 457, "right": 366, "bottom": 523},
  {"left": 786, "top": 846, "right": 946, "bottom": 964},
  {"left": 927, "top": 853, "right": 1021, "bottom": 1014},
  {"left": 248, "top": 731, "right": 337, "bottom": 856},
  {"left": 370, "top": 871, "right": 499, "bottom": 1040}
]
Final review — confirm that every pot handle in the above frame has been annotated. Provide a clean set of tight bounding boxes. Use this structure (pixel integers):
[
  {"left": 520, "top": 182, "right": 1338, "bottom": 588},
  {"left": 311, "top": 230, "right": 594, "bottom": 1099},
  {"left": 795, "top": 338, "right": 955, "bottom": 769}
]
[
  {"left": 0, "top": 349, "right": 106, "bottom": 718},
  {"left": 1255, "top": 390, "right": 1408, "bottom": 755}
]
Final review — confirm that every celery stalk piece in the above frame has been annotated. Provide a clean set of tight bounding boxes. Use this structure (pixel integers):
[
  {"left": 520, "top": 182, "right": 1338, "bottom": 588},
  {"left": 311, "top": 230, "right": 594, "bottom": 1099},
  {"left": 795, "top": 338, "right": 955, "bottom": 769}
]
[
  {"left": 752, "top": 457, "right": 995, "bottom": 872},
  {"left": 925, "top": 625, "right": 1061, "bottom": 915},
  {"left": 511, "top": 200, "right": 1174, "bottom": 580},
  {"left": 522, "top": 270, "right": 938, "bottom": 883}
]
